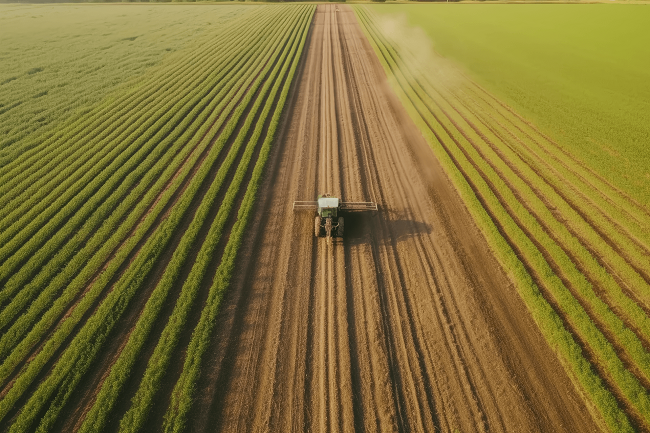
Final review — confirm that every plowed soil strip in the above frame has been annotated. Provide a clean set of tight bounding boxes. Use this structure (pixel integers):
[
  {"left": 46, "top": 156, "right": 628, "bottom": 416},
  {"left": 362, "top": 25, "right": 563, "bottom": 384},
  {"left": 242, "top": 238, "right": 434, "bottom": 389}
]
[{"left": 193, "top": 6, "right": 599, "bottom": 433}]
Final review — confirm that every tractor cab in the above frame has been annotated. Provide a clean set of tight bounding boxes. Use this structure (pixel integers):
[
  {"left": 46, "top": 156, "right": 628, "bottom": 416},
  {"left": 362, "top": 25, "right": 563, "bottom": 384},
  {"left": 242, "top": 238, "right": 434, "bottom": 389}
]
[{"left": 317, "top": 195, "right": 339, "bottom": 218}]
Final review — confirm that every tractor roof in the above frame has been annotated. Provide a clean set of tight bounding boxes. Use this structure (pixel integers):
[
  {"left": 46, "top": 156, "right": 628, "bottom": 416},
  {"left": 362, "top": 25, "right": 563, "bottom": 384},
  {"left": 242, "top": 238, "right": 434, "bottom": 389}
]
[{"left": 318, "top": 197, "right": 339, "bottom": 209}]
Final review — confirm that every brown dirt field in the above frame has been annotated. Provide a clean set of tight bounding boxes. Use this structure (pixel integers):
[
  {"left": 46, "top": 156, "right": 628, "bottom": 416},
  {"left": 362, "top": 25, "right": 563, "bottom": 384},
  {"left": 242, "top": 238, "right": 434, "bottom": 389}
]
[{"left": 190, "top": 5, "right": 600, "bottom": 432}]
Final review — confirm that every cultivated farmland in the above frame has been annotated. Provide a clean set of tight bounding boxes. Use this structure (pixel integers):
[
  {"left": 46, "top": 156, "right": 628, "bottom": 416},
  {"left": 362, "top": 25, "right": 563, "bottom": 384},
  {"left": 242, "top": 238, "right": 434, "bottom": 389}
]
[
  {"left": 357, "top": 5, "right": 650, "bottom": 432},
  {"left": 199, "top": 5, "right": 597, "bottom": 433},
  {"left": 0, "top": 3, "right": 647, "bottom": 433},
  {"left": 0, "top": 4, "right": 313, "bottom": 431},
  {"left": 0, "top": 4, "right": 250, "bottom": 167}
]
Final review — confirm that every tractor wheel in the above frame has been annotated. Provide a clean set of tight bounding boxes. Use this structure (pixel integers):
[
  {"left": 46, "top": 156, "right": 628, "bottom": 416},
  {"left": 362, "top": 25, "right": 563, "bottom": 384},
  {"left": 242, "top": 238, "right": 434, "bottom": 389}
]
[
  {"left": 314, "top": 216, "right": 321, "bottom": 237},
  {"left": 338, "top": 217, "right": 344, "bottom": 237}
]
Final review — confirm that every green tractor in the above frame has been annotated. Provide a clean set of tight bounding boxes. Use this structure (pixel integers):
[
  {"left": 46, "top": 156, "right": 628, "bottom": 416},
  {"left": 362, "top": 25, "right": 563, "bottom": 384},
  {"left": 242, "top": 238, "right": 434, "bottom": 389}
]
[{"left": 293, "top": 193, "right": 378, "bottom": 238}]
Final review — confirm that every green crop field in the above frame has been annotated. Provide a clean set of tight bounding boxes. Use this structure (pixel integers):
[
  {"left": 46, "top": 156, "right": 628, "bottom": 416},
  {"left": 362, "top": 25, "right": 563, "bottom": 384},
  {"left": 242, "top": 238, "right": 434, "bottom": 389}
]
[
  {"left": 0, "top": 4, "right": 314, "bottom": 431},
  {"left": 357, "top": 4, "right": 650, "bottom": 431},
  {"left": 368, "top": 4, "right": 650, "bottom": 208}
]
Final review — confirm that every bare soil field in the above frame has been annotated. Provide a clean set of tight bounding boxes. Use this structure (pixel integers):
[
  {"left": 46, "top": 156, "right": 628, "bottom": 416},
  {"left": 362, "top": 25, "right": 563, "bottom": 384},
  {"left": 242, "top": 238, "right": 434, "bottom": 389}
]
[{"left": 190, "top": 5, "right": 599, "bottom": 432}]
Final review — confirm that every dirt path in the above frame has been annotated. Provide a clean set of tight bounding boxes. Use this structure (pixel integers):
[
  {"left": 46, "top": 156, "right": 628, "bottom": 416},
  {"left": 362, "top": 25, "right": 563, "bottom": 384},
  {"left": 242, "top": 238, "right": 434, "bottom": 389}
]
[{"left": 192, "top": 5, "right": 600, "bottom": 432}]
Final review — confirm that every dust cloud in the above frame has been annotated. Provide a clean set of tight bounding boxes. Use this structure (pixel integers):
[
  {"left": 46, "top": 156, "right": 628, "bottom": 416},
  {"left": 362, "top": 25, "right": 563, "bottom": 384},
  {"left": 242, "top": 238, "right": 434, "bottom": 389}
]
[
  {"left": 365, "top": 11, "right": 462, "bottom": 200},
  {"left": 371, "top": 12, "right": 462, "bottom": 90}
]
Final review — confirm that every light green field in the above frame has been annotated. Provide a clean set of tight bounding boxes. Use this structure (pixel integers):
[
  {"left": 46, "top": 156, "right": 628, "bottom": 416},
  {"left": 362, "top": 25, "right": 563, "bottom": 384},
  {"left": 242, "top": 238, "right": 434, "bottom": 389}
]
[{"left": 369, "top": 4, "right": 650, "bottom": 206}]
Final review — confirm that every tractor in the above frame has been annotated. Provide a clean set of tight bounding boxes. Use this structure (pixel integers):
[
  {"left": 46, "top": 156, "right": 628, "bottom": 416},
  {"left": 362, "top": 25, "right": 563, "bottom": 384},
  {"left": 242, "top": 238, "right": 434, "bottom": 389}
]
[{"left": 293, "top": 194, "right": 378, "bottom": 238}]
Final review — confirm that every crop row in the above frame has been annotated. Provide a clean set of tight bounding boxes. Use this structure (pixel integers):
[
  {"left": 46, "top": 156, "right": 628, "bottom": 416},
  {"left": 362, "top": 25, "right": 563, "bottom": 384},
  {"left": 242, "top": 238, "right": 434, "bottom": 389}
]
[
  {"left": 0, "top": 6, "right": 310, "bottom": 431},
  {"left": 163, "top": 8, "right": 313, "bottom": 433},
  {"left": 77, "top": 6, "right": 312, "bottom": 433},
  {"left": 0, "top": 8, "right": 274, "bottom": 408},
  {"left": 0, "top": 6, "right": 285, "bottom": 383},
  {"left": 0, "top": 7, "right": 278, "bottom": 360},
  {"left": 0, "top": 7, "right": 265, "bottom": 222},
  {"left": 416, "top": 65, "right": 650, "bottom": 388},
  {"left": 0, "top": 44, "right": 158, "bottom": 158},
  {"left": 0, "top": 7, "right": 250, "bottom": 167},
  {"left": 0, "top": 7, "right": 264, "bottom": 207},
  {"left": 0, "top": 8, "right": 273, "bottom": 310},
  {"left": 355, "top": 6, "right": 649, "bottom": 432},
  {"left": 0, "top": 8, "right": 271, "bottom": 276},
  {"left": 457, "top": 85, "right": 650, "bottom": 307}
]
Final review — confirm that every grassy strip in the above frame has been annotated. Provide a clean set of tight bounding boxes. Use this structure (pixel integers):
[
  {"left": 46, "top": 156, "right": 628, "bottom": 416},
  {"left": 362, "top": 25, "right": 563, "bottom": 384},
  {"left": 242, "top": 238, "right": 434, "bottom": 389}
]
[
  {"left": 1, "top": 6, "right": 299, "bottom": 432},
  {"left": 162, "top": 7, "right": 314, "bottom": 433},
  {"left": 354, "top": 6, "right": 634, "bottom": 432},
  {"left": 0, "top": 7, "right": 284, "bottom": 369},
  {"left": 76, "top": 8, "right": 305, "bottom": 432}
]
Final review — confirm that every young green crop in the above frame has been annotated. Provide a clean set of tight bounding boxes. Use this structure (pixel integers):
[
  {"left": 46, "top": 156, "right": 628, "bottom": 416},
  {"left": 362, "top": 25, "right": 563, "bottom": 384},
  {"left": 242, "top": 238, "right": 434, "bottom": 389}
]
[
  {"left": 0, "top": 5, "right": 270, "bottom": 340},
  {"left": 0, "top": 7, "right": 278, "bottom": 370},
  {"left": 76, "top": 7, "right": 308, "bottom": 432},
  {"left": 163, "top": 8, "right": 314, "bottom": 433},
  {"left": 409, "top": 53, "right": 650, "bottom": 387},
  {"left": 0, "top": 5, "right": 248, "bottom": 167},
  {"left": 117, "top": 9, "right": 311, "bottom": 433},
  {"left": 0, "top": 8, "right": 272, "bottom": 296},
  {"left": 0, "top": 9, "right": 272, "bottom": 270},
  {"left": 0, "top": 6, "right": 310, "bottom": 431},
  {"left": 21, "top": 12, "right": 304, "bottom": 431}
]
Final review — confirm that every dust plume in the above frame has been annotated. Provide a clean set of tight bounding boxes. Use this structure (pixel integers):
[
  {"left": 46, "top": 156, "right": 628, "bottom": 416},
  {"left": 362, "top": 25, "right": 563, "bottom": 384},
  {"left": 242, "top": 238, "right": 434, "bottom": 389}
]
[
  {"left": 363, "top": 10, "right": 462, "bottom": 198},
  {"left": 371, "top": 11, "right": 462, "bottom": 90}
]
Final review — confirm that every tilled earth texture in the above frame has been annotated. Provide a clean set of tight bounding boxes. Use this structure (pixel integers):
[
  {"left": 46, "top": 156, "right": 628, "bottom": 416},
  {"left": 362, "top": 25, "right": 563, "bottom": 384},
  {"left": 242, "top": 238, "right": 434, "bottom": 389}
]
[{"left": 193, "top": 5, "right": 599, "bottom": 433}]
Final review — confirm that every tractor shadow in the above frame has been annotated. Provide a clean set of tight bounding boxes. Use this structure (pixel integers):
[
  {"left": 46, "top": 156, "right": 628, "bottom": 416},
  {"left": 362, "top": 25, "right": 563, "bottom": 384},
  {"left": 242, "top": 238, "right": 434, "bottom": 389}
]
[{"left": 343, "top": 209, "right": 432, "bottom": 247}]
